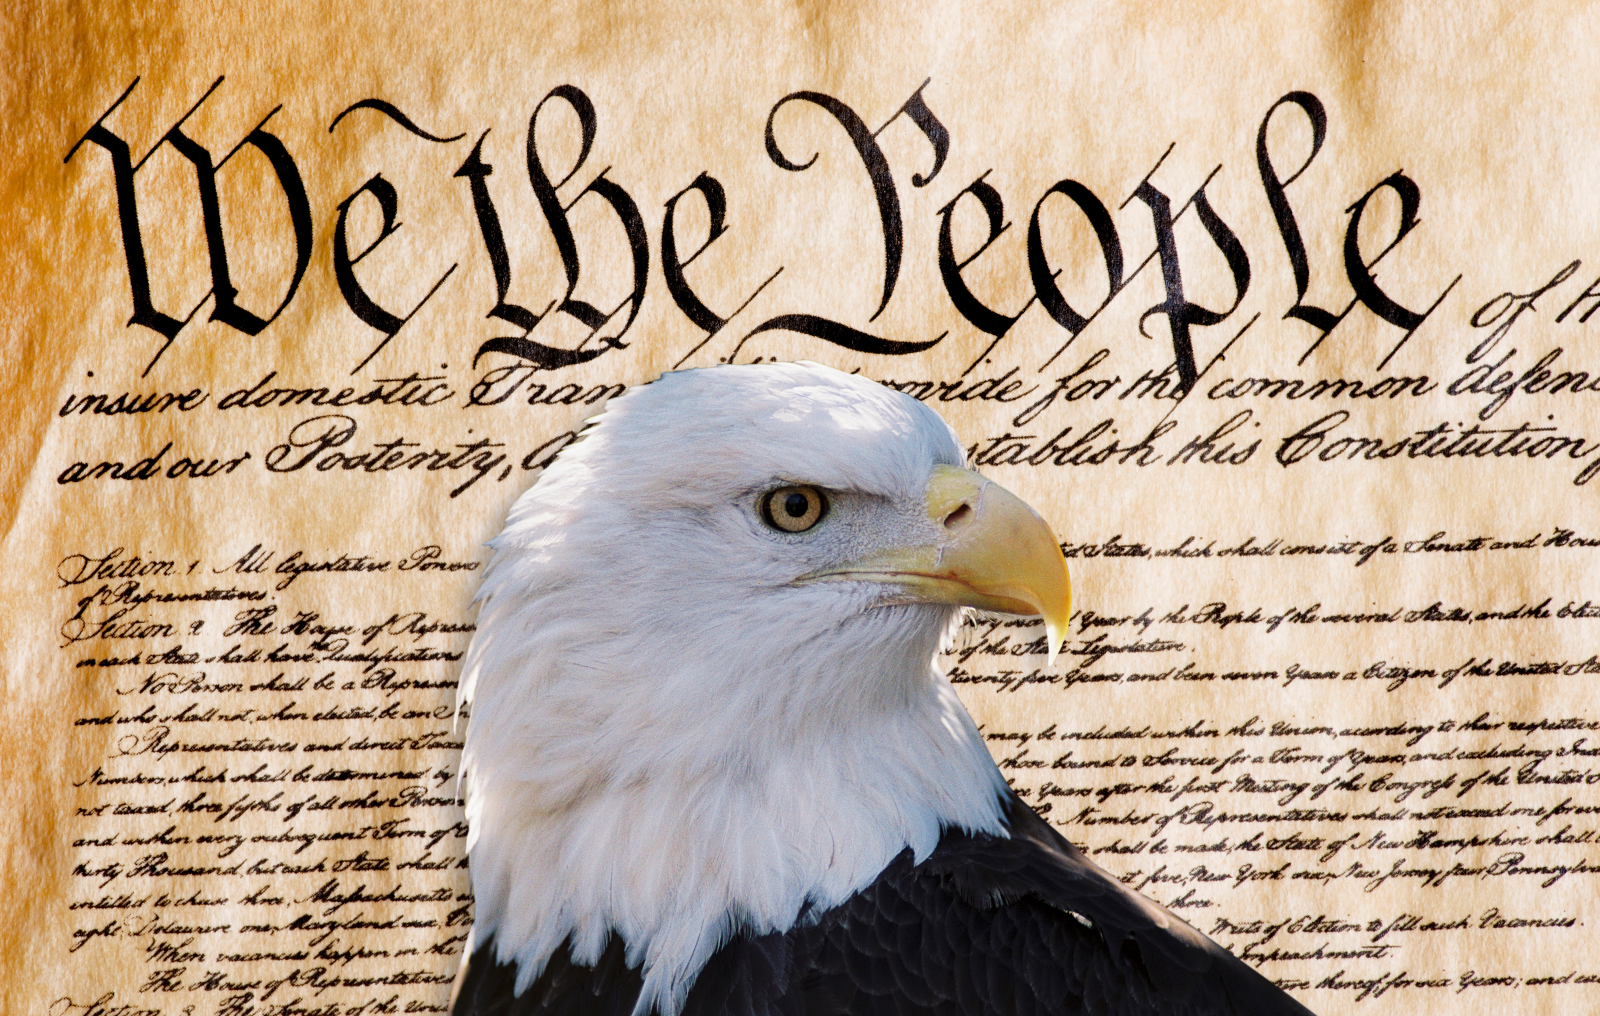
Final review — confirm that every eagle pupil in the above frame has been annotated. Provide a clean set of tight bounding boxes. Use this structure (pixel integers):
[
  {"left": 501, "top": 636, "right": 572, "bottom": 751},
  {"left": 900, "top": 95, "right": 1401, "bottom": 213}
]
[{"left": 784, "top": 493, "right": 809, "bottom": 518}]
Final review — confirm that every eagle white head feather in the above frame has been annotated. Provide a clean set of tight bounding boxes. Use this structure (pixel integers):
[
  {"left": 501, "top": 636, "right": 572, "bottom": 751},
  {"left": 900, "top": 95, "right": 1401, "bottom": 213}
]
[{"left": 457, "top": 361, "right": 1071, "bottom": 1016}]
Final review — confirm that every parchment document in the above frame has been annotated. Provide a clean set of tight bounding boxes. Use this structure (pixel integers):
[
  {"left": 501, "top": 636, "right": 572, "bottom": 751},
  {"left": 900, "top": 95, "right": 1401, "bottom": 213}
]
[{"left": 7, "top": 3, "right": 1600, "bottom": 1013}]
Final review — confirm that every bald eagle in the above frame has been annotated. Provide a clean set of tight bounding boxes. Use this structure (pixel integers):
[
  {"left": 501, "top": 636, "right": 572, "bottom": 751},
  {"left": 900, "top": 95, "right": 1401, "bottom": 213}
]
[{"left": 453, "top": 362, "right": 1314, "bottom": 1016}]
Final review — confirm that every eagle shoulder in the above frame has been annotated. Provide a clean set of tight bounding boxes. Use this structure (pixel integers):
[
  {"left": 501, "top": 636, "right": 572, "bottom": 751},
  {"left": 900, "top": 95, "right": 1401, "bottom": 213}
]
[{"left": 453, "top": 795, "right": 1315, "bottom": 1016}]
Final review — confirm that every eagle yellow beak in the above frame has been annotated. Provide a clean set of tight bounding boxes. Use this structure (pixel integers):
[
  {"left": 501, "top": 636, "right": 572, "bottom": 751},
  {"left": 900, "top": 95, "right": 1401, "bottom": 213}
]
[{"left": 798, "top": 465, "right": 1072, "bottom": 665}]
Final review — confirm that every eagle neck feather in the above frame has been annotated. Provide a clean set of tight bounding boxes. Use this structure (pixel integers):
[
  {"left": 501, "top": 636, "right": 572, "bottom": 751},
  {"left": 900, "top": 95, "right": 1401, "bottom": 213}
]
[{"left": 460, "top": 588, "right": 1009, "bottom": 1016}]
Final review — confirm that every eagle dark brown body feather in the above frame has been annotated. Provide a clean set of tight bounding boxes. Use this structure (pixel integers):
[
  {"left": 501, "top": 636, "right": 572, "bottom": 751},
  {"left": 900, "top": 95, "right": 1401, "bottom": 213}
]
[{"left": 453, "top": 795, "right": 1314, "bottom": 1016}]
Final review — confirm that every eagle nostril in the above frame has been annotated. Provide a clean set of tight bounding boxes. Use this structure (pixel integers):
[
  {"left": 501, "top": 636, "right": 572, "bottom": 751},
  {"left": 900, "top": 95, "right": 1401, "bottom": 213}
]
[{"left": 943, "top": 504, "right": 974, "bottom": 530}]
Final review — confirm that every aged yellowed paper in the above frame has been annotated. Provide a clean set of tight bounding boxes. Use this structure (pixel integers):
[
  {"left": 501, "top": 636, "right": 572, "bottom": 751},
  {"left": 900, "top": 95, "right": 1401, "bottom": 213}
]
[{"left": 6, "top": 2, "right": 1600, "bottom": 1013}]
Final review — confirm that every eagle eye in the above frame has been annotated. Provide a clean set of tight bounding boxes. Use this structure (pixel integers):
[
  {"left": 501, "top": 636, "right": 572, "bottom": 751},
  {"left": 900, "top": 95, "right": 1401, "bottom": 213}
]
[{"left": 760, "top": 485, "right": 828, "bottom": 533}]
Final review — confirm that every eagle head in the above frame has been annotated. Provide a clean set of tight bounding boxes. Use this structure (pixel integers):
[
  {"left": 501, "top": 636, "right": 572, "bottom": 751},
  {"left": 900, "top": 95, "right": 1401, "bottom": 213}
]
[{"left": 457, "top": 361, "right": 1070, "bottom": 1015}]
